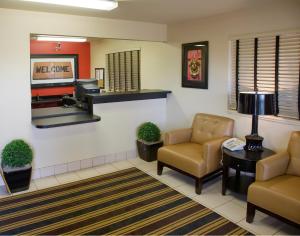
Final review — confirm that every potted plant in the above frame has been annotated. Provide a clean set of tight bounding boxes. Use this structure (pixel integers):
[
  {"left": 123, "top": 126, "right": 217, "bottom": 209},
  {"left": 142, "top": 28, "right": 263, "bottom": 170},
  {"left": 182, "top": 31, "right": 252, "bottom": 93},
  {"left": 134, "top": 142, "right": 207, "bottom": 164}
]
[
  {"left": 136, "top": 122, "right": 163, "bottom": 162},
  {"left": 1, "top": 139, "right": 33, "bottom": 193}
]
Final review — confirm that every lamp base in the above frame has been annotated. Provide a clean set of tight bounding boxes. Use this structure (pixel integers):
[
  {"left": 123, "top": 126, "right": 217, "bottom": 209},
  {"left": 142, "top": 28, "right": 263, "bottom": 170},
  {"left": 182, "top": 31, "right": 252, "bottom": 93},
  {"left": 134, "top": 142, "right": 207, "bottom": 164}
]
[{"left": 244, "top": 134, "right": 264, "bottom": 152}]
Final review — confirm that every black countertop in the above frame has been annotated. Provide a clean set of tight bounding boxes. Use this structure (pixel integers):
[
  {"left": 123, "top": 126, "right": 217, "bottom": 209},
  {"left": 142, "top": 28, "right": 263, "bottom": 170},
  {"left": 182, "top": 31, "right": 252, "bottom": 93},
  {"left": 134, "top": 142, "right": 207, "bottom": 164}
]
[
  {"left": 32, "top": 106, "right": 101, "bottom": 129},
  {"left": 86, "top": 89, "right": 171, "bottom": 104},
  {"left": 32, "top": 107, "right": 87, "bottom": 120},
  {"left": 31, "top": 90, "right": 171, "bottom": 128}
]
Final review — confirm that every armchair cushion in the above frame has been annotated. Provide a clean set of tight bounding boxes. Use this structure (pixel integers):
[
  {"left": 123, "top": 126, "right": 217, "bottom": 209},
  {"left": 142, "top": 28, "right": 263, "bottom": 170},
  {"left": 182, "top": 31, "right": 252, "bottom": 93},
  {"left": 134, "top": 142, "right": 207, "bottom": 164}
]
[
  {"left": 203, "top": 136, "right": 231, "bottom": 173},
  {"left": 256, "top": 151, "right": 290, "bottom": 181},
  {"left": 248, "top": 175, "right": 300, "bottom": 224},
  {"left": 163, "top": 128, "right": 192, "bottom": 146},
  {"left": 191, "top": 113, "right": 234, "bottom": 144},
  {"left": 287, "top": 131, "right": 300, "bottom": 177},
  {"left": 157, "top": 143, "right": 206, "bottom": 178}
]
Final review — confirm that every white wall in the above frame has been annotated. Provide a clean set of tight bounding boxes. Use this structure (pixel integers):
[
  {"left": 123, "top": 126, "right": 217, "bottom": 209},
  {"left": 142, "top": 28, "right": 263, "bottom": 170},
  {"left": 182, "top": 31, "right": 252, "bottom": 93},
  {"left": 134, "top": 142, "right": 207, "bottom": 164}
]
[
  {"left": 0, "top": 8, "right": 167, "bottom": 169},
  {"left": 165, "top": 0, "right": 300, "bottom": 151}
]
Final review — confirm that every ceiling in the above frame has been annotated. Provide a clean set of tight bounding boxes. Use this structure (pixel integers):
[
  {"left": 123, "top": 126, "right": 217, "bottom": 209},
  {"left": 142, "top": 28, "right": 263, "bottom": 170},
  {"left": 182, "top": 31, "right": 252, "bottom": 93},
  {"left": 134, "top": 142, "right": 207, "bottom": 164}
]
[{"left": 0, "top": 0, "right": 270, "bottom": 24}]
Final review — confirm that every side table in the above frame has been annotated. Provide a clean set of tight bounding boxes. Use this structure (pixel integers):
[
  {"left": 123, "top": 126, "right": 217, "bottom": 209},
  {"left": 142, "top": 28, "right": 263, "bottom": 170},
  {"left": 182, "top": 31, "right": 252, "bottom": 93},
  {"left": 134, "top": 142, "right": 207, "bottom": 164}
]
[{"left": 222, "top": 147, "right": 275, "bottom": 195}]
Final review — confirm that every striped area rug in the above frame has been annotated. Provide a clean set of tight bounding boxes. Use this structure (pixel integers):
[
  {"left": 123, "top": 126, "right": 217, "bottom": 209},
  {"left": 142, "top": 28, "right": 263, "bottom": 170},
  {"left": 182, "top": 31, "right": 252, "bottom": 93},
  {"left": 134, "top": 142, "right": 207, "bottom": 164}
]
[{"left": 0, "top": 167, "right": 251, "bottom": 235}]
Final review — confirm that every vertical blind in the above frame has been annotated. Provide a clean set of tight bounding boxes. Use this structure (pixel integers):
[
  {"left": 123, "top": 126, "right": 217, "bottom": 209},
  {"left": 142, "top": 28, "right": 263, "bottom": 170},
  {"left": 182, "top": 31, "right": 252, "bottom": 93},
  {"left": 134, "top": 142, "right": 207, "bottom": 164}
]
[
  {"left": 229, "top": 31, "right": 300, "bottom": 120},
  {"left": 106, "top": 50, "right": 141, "bottom": 92}
]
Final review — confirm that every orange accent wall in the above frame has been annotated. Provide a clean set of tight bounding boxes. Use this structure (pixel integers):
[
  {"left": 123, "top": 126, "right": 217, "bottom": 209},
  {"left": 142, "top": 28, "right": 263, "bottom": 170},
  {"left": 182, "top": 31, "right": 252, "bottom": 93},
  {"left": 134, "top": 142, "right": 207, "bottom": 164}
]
[{"left": 30, "top": 40, "right": 91, "bottom": 97}]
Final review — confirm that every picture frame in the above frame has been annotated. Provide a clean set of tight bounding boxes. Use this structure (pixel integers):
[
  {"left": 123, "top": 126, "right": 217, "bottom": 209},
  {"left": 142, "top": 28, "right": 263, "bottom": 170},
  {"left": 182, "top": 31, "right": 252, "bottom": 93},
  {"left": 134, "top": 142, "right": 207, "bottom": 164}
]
[
  {"left": 30, "top": 54, "right": 78, "bottom": 88},
  {"left": 182, "top": 41, "right": 209, "bottom": 89},
  {"left": 95, "top": 68, "right": 105, "bottom": 89}
]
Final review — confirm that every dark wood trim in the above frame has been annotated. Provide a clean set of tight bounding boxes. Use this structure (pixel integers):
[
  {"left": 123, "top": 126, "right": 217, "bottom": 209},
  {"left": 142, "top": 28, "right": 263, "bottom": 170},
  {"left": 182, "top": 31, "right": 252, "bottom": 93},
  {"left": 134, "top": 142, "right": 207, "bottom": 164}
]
[
  {"left": 247, "top": 202, "right": 300, "bottom": 229},
  {"left": 246, "top": 202, "right": 256, "bottom": 223},
  {"left": 157, "top": 160, "right": 222, "bottom": 195},
  {"left": 254, "top": 38, "right": 258, "bottom": 91},
  {"left": 275, "top": 36, "right": 280, "bottom": 115},
  {"left": 235, "top": 40, "right": 240, "bottom": 109}
]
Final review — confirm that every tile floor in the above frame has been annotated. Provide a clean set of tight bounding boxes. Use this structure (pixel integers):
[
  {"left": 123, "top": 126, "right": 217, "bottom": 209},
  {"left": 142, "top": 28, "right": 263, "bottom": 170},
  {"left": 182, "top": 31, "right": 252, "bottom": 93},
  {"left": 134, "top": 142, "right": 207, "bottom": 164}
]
[{"left": 0, "top": 158, "right": 299, "bottom": 235}]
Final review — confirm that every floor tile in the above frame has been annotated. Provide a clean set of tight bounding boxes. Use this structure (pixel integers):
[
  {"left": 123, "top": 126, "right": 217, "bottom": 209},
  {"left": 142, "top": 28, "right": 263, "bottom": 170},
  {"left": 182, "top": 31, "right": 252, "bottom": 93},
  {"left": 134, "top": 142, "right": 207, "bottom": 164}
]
[
  {"left": 13, "top": 181, "right": 37, "bottom": 195},
  {"left": 56, "top": 172, "right": 80, "bottom": 184},
  {"left": 176, "top": 183, "right": 197, "bottom": 198},
  {"left": 76, "top": 168, "right": 100, "bottom": 179},
  {"left": 275, "top": 222, "right": 300, "bottom": 235},
  {"left": 214, "top": 200, "right": 246, "bottom": 223},
  {"left": 0, "top": 185, "right": 10, "bottom": 198},
  {"left": 134, "top": 163, "right": 157, "bottom": 172},
  {"left": 239, "top": 213, "right": 282, "bottom": 235},
  {"left": 193, "top": 188, "right": 233, "bottom": 209},
  {"left": 35, "top": 176, "right": 60, "bottom": 189},
  {"left": 111, "top": 160, "right": 134, "bottom": 170},
  {"left": 128, "top": 158, "right": 147, "bottom": 166},
  {"left": 94, "top": 164, "right": 118, "bottom": 175},
  {"left": 160, "top": 174, "right": 191, "bottom": 188},
  {"left": 230, "top": 193, "right": 247, "bottom": 209}
]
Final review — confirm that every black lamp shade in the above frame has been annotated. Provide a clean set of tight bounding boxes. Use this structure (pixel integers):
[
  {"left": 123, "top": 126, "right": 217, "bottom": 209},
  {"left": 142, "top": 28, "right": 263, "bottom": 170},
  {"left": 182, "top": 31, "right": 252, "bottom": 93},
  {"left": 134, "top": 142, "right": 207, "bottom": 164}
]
[{"left": 238, "top": 92, "right": 275, "bottom": 115}]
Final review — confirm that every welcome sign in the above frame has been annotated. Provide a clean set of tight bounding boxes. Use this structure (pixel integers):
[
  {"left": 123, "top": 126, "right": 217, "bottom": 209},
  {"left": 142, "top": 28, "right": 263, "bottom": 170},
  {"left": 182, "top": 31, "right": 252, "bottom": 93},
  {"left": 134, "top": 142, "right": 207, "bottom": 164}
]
[
  {"left": 32, "top": 62, "right": 74, "bottom": 80},
  {"left": 30, "top": 54, "right": 78, "bottom": 87}
]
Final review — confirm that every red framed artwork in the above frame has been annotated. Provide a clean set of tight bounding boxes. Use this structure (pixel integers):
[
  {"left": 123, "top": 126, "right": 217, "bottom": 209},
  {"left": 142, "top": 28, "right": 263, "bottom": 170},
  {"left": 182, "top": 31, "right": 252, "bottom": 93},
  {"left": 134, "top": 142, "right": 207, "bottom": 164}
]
[{"left": 182, "top": 41, "right": 208, "bottom": 89}]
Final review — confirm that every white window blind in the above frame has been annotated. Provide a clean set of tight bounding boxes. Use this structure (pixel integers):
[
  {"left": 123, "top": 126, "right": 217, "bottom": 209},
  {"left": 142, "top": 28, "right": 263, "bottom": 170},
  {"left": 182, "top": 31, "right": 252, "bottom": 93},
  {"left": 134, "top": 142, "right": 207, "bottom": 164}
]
[
  {"left": 239, "top": 38, "right": 255, "bottom": 93},
  {"left": 257, "top": 36, "right": 276, "bottom": 93},
  {"left": 229, "top": 40, "right": 237, "bottom": 110},
  {"left": 229, "top": 31, "right": 300, "bottom": 120},
  {"left": 106, "top": 50, "right": 140, "bottom": 92},
  {"left": 278, "top": 32, "right": 300, "bottom": 119}
]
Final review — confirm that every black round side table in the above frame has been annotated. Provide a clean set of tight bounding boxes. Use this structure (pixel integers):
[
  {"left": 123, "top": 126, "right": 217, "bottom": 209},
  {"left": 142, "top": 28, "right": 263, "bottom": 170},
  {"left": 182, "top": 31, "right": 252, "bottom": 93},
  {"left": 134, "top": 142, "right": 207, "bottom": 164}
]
[{"left": 222, "top": 147, "right": 275, "bottom": 195}]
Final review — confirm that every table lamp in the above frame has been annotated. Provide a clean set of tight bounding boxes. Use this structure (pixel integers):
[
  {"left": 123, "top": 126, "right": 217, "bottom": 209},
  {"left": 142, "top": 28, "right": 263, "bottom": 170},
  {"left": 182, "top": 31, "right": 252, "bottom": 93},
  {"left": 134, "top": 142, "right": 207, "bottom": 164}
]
[{"left": 238, "top": 92, "right": 275, "bottom": 152}]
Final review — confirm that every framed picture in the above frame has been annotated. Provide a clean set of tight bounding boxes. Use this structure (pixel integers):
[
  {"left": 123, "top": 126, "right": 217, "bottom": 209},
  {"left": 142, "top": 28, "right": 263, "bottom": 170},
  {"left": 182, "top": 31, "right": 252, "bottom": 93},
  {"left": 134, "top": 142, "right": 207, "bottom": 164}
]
[
  {"left": 182, "top": 41, "right": 208, "bottom": 89},
  {"left": 30, "top": 54, "right": 78, "bottom": 88},
  {"left": 95, "top": 68, "right": 105, "bottom": 89}
]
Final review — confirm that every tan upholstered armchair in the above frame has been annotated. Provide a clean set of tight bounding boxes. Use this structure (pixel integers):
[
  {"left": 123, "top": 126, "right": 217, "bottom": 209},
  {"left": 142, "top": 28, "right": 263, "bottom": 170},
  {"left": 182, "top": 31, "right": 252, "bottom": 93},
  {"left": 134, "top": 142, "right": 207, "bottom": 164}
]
[
  {"left": 247, "top": 131, "right": 300, "bottom": 227},
  {"left": 157, "top": 113, "right": 234, "bottom": 194}
]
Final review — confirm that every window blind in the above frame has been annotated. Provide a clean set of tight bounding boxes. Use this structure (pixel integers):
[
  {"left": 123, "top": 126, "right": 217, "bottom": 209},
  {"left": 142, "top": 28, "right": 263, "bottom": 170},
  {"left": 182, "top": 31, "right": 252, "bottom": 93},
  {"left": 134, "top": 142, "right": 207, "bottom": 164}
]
[
  {"left": 106, "top": 50, "right": 141, "bottom": 92},
  {"left": 229, "top": 31, "right": 300, "bottom": 120},
  {"left": 278, "top": 32, "right": 300, "bottom": 119}
]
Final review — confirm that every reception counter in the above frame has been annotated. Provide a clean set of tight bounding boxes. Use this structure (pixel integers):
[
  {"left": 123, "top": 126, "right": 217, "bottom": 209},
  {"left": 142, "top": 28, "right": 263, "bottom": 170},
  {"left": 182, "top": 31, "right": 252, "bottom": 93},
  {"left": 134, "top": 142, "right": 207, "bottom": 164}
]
[
  {"left": 86, "top": 89, "right": 171, "bottom": 104},
  {"left": 32, "top": 89, "right": 171, "bottom": 129}
]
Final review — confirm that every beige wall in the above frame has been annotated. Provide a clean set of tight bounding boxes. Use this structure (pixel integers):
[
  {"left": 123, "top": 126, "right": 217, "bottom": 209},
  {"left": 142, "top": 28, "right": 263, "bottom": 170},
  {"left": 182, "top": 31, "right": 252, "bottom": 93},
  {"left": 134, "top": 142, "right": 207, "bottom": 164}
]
[
  {"left": 0, "top": 8, "right": 167, "bottom": 171},
  {"left": 90, "top": 38, "right": 173, "bottom": 90},
  {"left": 165, "top": 0, "right": 300, "bottom": 151}
]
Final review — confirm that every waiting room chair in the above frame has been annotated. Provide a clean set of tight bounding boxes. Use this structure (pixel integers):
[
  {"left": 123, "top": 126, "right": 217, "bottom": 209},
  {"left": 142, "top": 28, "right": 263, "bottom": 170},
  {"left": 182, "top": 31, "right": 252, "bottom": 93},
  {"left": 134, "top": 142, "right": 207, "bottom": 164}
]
[
  {"left": 247, "top": 131, "right": 300, "bottom": 227},
  {"left": 157, "top": 113, "right": 234, "bottom": 194}
]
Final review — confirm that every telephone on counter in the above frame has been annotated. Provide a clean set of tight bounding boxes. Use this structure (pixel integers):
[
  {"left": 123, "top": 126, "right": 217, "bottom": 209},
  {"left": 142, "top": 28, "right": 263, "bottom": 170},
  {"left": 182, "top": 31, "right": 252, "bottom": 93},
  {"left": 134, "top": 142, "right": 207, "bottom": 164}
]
[{"left": 222, "top": 138, "right": 245, "bottom": 151}]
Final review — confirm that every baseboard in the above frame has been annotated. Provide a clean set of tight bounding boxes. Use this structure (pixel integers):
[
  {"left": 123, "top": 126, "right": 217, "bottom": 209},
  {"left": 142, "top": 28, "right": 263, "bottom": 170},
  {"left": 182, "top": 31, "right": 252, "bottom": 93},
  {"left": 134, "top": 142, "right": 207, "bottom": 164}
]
[{"left": 0, "top": 149, "right": 137, "bottom": 184}]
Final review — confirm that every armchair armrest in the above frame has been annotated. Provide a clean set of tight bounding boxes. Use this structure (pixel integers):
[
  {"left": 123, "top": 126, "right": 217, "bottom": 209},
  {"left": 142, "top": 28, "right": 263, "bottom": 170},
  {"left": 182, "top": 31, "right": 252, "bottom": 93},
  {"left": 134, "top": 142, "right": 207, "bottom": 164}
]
[
  {"left": 256, "top": 151, "right": 290, "bottom": 181},
  {"left": 203, "top": 136, "right": 231, "bottom": 173},
  {"left": 164, "top": 128, "right": 192, "bottom": 145}
]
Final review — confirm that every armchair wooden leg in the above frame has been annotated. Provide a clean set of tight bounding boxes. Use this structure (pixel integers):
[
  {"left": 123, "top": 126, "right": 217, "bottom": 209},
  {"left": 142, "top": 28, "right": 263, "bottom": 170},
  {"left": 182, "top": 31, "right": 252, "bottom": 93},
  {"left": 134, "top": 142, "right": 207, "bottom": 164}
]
[
  {"left": 246, "top": 202, "right": 256, "bottom": 223},
  {"left": 195, "top": 178, "right": 202, "bottom": 194},
  {"left": 157, "top": 161, "right": 164, "bottom": 175}
]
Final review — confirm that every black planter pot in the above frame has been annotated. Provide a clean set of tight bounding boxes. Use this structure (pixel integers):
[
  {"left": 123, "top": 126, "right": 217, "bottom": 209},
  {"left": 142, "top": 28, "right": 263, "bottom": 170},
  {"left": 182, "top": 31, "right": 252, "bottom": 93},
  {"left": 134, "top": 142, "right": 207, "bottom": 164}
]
[
  {"left": 3, "top": 166, "right": 32, "bottom": 193},
  {"left": 136, "top": 140, "right": 163, "bottom": 162}
]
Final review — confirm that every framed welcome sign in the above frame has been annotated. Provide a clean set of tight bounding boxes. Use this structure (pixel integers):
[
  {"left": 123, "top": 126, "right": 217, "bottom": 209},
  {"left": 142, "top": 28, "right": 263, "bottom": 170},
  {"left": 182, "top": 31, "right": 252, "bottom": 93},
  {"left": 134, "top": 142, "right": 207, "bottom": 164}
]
[
  {"left": 182, "top": 41, "right": 208, "bottom": 89},
  {"left": 30, "top": 54, "right": 78, "bottom": 88}
]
